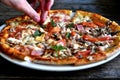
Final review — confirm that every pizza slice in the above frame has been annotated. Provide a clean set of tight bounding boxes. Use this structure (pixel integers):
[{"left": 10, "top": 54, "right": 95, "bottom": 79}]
[{"left": 72, "top": 10, "right": 120, "bottom": 65}]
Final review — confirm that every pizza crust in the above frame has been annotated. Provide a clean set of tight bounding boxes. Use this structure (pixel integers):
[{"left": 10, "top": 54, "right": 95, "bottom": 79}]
[{"left": 31, "top": 56, "right": 77, "bottom": 65}]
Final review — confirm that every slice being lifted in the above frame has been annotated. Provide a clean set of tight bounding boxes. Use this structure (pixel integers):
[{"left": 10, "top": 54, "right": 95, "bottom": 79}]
[{"left": 0, "top": 10, "right": 120, "bottom": 65}]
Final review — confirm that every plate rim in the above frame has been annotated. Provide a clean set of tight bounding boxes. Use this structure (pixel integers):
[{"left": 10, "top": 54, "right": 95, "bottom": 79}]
[{"left": 0, "top": 24, "right": 120, "bottom": 71}]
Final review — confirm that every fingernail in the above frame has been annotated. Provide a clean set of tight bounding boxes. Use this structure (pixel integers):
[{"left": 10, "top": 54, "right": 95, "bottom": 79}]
[{"left": 34, "top": 16, "right": 40, "bottom": 22}]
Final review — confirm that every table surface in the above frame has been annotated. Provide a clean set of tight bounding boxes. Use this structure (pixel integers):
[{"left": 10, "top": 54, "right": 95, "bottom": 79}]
[{"left": 0, "top": 0, "right": 120, "bottom": 79}]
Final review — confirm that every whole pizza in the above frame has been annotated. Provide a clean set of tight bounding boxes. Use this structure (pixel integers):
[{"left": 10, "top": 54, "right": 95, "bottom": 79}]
[{"left": 0, "top": 10, "right": 120, "bottom": 65}]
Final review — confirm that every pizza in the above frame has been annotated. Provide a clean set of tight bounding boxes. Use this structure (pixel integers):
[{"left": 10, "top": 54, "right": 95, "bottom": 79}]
[{"left": 0, "top": 10, "right": 120, "bottom": 65}]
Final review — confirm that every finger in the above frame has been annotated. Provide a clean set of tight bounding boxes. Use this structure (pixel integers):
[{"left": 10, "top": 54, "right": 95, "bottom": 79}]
[
  {"left": 39, "top": 0, "right": 48, "bottom": 23},
  {"left": 38, "top": 0, "right": 54, "bottom": 23},
  {"left": 39, "top": 0, "right": 45, "bottom": 11},
  {"left": 16, "top": 1, "right": 40, "bottom": 22},
  {"left": 1, "top": 0, "right": 40, "bottom": 22},
  {"left": 40, "top": 11, "right": 48, "bottom": 23},
  {"left": 45, "top": 0, "right": 54, "bottom": 10},
  {"left": 36, "top": 0, "right": 44, "bottom": 13},
  {"left": 36, "top": 5, "right": 41, "bottom": 13}
]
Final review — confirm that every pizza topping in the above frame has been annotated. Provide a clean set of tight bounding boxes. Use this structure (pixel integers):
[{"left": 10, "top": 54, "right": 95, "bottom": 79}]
[
  {"left": 93, "top": 21, "right": 105, "bottom": 27},
  {"left": 50, "top": 45, "right": 67, "bottom": 58},
  {"left": 67, "top": 23, "right": 74, "bottom": 28},
  {"left": 109, "top": 30, "right": 120, "bottom": 36},
  {"left": 50, "top": 19, "right": 57, "bottom": 27},
  {"left": 82, "top": 35, "right": 111, "bottom": 42},
  {"left": 73, "top": 15, "right": 91, "bottom": 24},
  {"left": 99, "top": 44, "right": 109, "bottom": 51},
  {"left": 24, "top": 56, "right": 31, "bottom": 62},
  {"left": 51, "top": 45, "right": 66, "bottom": 51},
  {"left": 9, "top": 28, "right": 16, "bottom": 32},
  {"left": 76, "top": 24, "right": 84, "bottom": 31},
  {"left": 50, "top": 12, "right": 71, "bottom": 23},
  {"left": 7, "top": 37, "right": 22, "bottom": 45},
  {"left": 81, "top": 22, "right": 97, "bottom": 28},
  {"left": 35, "top": 34, "right": 45, "bottom": 42},
  {"left": 10, "top": 22, "right": 19, "bottom": 27},
  {"left": 26, "top": 24, "right": 38, "bottom": 29},
  {"left": 87, "top": 56, "right": 94, "bottom": 61},
  {"left": 31, "top": 49, "right": 44, "bottom": 56},
  {"left": 73, "top": 44, "right": 80, "bottom": 49},
  {"left": 49, "top": 26, "right": 60, "bottom": 33},
  {"left": 57, "top": 39, "right": 66, "bottom": 46},
  {"left": 33, "top": 30, "right": 43, "bottom": 37},
  {"left": 66, "top": 32, "right": 71, "bottom": 39},
  {"left": 47, "top": 38, "right": 54, "bottom": 44},
  {"left": 75, "top": 50, "right": 91, "bottom": 58}
]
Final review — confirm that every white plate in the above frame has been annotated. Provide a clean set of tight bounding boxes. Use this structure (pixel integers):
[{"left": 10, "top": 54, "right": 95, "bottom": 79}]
[{"left": 0, "top": 24, "right": 120, "bottom": 71}]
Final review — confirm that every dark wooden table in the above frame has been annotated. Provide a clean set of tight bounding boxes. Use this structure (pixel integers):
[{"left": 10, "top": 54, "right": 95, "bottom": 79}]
[{"left": 0, "top": 0, "right": 120, "bottom": 79}]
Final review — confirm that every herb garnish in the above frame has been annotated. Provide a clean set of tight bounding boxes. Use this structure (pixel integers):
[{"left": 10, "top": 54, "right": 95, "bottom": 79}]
[
  {"left": 67, "top": 23, "right": 74, "bottom": 28},
  {"left": 50, "top": 19, "right": 57, "bottom": 27},
  {"left": 51, "top": 45, "right": 66, "bottom": 51},
  {"left": 66, "top": 32, "right": 70, "bottom": 39},
  {"left": 33, "top": 30, "right": 43, "bottom": 37}
]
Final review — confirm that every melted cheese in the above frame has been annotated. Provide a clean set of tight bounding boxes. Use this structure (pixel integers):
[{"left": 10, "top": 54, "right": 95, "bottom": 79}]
[
  {"left": 10, "top": 22, "right": 19, "bottom": 27},
  {"left": 74, "top": 15, "right": 91, "bottom": 23},
  {"left": 73, "top": 44, "right": 80, "bottom": 49},
  {"left": 99, "top": 45, "right": 109, "bottom": 51},
  {"left": 26, "top": 24, "right": 38, "bottom": 28},
  {"left": 24, "top": 56, "right": 31, "bottom": 62},
  {"left": 7, "top": 37, "right": 22, "bottom": 44}
]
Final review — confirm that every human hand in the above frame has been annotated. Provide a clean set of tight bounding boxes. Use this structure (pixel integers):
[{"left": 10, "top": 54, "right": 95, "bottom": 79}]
[{"left": 0, "top": 0, "right": 54, "bottom": 23}]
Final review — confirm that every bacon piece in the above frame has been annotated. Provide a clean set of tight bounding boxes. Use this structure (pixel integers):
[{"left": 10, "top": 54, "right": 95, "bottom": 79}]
[{"left": 31, "top": 49, "right": 44, "bottom": 57}]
